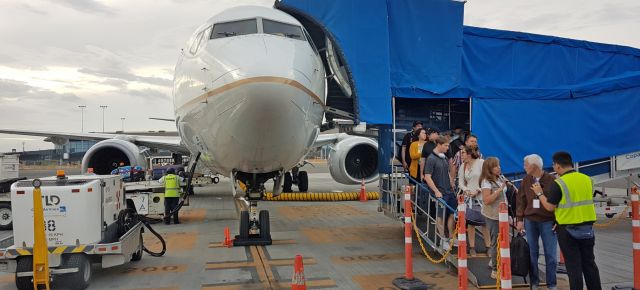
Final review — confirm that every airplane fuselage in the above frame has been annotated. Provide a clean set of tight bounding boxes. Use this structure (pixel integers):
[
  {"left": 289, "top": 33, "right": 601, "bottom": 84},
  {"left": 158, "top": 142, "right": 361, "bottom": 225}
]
[{"left": 173, "top": 6, "right": 326, "bottom": 177}]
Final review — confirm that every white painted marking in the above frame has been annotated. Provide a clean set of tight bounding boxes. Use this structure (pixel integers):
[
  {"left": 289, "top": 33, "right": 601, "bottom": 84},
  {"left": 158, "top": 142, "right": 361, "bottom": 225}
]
[
  {"left": 499, "top": 213, "right": 509, "bottom": 222},
  {"left": 458, "top": 233, "right": 466, "bottom": 242},
  {"left": 405, "top": 237, "right": 412, "bottom": 244},
  {"left": 500, "top": 248, "right": 510, "bottom": 258},
  {"left": 458, "top": 259, "right": 467, "bottom": 268},
  {"left": 501, "top": 280, "right": 512, "bottom": 289}
]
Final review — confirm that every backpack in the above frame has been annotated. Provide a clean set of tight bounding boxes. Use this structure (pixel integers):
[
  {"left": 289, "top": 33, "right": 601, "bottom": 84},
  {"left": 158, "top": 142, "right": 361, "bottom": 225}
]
[{"left": 510, "top": 232, "right": 530, "bottom": 277}]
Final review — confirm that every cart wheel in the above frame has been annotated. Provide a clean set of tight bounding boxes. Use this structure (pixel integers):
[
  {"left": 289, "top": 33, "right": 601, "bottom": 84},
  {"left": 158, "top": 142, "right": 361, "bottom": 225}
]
[
  {"left": 15, "top": 256, "right": 33, "bottom": 290},
  {"left": 61, "top": 254, "right": 92, "bottom": 290},
  {"left": 0, "top": 203, "right": 12, "bottom": 230},
  {"left": 239, "top": 211, "right": 249, "bottom": 239},
  {"left": 131, "top": 232, "right": 143, "bottom": 261}
]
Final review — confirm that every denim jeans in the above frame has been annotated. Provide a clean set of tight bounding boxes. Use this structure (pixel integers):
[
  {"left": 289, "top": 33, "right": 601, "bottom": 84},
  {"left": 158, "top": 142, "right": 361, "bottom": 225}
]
[
  {"left": 524, "top": 218, "right": 557, "bottom": 287},
  {"left": 485, "top": 217, "right": 499, "bottom": 271}
]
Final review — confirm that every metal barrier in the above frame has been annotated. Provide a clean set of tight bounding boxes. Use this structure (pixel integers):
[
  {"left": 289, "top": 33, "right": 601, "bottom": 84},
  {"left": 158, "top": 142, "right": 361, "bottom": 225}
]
[
  {"left": 405, "top": 174, "right": 458, "bottom": 259},
  {"left": 379, "top": 165, "right": 409, "bottom": 220}
]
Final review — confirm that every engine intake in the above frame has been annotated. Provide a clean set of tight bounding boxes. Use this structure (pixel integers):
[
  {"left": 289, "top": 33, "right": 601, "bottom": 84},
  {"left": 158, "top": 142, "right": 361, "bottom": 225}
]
[
  {"left": 328, "top": 136, "right": 378, "bottom": 184},
  {"left": 81, "top": 139, "right": 148, "bottom": 174}
]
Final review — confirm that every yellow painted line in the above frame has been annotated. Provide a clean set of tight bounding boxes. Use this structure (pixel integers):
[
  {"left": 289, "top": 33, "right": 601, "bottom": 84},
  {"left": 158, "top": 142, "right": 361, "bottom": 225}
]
[
  {"left": 205, "top": 261, "right": 254, "bottom": 270},
  {"left": 275, "top": 279, "right": 336, "bottom": 289},
  {"left": 331, "top": 253, "right": 405, "bottom": 264},
  {"left": 71, "top": 245, "right": 86, "bottom": 253},
  {"left": 250, "top": 246, "right": 273, "bottom": 289},
  {"left": 268, "top": 257, "right": 316, "bottom": 267}
]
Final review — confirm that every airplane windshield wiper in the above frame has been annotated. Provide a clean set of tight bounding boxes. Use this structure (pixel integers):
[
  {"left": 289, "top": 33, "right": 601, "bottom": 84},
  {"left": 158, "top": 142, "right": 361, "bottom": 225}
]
[
  {"left": 217, "top": 31, "right": 237, "bottom": 37},
  {"left": 285, "top": 33, "right": 301, "bottom": 39}
]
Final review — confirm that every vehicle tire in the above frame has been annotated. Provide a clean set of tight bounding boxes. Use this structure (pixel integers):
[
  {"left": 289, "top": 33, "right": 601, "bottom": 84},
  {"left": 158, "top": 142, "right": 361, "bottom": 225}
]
[
  {"left": 259, "top": 210, "right": 270, "bottom": 239},
  {"left": 0, "top": 203, "right": 12, "bottom": 230},
  {"left": 605, "top": 213, "right": 615, "bottom": 219},
  {"left": 213, "top": 176, "right": 220, "bottom": 184},
  {"left": 239, "top": 211, "right": 249, "bottom": 239},
  {"left": 297, "top": 171, "right": 309, "bottom": 192},
  {"left": 15, "top": 256, "right": 33, "bottom": 290},
  {"left": 283, "top": 172, "right": 293, "bottom": 192},
  {"left": 61, "top": 254, "right": 92, "bottom": 290},
  {"left": 131, "top": 232, "right": 143, "bottom": 261}
]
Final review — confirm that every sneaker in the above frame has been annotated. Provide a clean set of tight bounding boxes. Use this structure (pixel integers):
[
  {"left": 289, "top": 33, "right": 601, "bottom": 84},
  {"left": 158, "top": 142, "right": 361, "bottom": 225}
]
[
  {"left": 469, "top": 248, "right": 477, "bottom": 257},
  {"left": 487, "top": 259, "right": 494, "bottom": 268},
  {"left": 490, "top": 270, "right": 497, "bottom": 279}
]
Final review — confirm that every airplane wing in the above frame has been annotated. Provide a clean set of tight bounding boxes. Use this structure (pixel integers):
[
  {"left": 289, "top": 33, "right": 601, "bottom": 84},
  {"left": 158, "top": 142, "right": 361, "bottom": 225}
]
[
  {"left": 312, "top": 133, "right": 343, "bottom": 148},
  {"left": 0, "top": 129, "right": 188, "bottom": 154}
]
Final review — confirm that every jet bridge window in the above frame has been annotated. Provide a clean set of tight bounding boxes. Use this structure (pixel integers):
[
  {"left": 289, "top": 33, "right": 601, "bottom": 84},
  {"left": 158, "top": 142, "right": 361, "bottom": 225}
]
[
  {"left": 211, "top": 19, "right": 258, "bottom": 39},
  {"left": 262, "top": 19, "right": 304, "bottom": 40}
]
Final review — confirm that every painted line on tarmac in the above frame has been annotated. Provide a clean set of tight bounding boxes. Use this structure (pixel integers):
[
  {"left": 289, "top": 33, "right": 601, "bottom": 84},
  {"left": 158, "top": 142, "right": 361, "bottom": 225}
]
[
  {"left": 120, "top": 264, "right": 187, "bottom": 275},
  {"left": 331, "top": 253, "right": 405, "bottom": 264},
  {"left": 203, "top": 245, "right": 334, "bottom": 289},
  {"left": 209, "top": 239, "right": 297, "bottom": 248}
]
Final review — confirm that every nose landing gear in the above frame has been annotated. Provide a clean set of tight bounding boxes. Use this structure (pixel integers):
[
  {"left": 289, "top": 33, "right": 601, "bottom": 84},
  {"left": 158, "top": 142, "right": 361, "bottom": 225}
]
[{"left": 234, "top": 200, "right": 272, "bottom": 246}]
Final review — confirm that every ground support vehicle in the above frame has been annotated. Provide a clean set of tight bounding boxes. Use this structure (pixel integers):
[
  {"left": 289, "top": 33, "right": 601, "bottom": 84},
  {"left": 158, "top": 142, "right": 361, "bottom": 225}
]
[{"left": 0, "top": 174, "right": 145, "bottom": 290}]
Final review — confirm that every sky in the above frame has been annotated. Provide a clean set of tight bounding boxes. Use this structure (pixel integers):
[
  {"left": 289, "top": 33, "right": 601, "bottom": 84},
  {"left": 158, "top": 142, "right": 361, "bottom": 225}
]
[{"left": 0, "top": 0, "right": 638, "bottom": 152}]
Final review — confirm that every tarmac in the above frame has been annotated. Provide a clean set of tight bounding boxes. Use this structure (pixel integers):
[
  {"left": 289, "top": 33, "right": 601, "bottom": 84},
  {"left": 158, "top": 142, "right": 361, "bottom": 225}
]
[{"left": 0, "top": 164, "right": 634, "bottom": 289}]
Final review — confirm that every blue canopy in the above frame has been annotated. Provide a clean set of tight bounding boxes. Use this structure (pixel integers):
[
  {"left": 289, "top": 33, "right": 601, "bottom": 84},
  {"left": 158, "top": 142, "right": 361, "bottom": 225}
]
[{"left": 277, "top": 0, "right": 640, "bottom": 173}]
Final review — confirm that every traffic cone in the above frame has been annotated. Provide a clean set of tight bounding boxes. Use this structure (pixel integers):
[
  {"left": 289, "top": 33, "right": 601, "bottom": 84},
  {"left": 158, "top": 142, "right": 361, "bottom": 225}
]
[
  {"left": 359, "top": 178, "right": 367, "bottom": 202},
  {"left": 223, "top": 227, "right": 233, "bottom": 248},
  {"left": 291, "top": 254, "right": 306, "bottom": 290}
]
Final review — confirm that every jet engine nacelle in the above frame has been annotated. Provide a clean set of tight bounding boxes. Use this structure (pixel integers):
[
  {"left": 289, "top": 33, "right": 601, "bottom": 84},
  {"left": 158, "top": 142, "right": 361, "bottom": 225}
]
[
  {"left": 81, "top": 139, "right": 148, "bottom": 175},
  {"left": 328, "top": 136, "right": 379, "bottom": 184}
]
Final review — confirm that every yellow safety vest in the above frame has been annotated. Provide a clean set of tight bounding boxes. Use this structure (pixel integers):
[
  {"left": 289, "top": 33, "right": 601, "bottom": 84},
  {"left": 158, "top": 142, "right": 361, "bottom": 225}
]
[
  {"left": 164, "top": 174, "right": 180, "bottom": 198},
  {"left": 554, "top": 171, "right": 597, "bottom": 225}
]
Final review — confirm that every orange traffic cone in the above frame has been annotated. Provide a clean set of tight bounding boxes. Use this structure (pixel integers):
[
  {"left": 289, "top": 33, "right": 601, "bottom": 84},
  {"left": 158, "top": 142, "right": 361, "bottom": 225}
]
[
  {"left": 291, "top": 254, "right": 306, "bottom": 290},
  {"left": 359, "top": 178, "right": 368, "bottom": 202},
  {"left": 223, "top": 227, "right": 233, "bottom": 248}
]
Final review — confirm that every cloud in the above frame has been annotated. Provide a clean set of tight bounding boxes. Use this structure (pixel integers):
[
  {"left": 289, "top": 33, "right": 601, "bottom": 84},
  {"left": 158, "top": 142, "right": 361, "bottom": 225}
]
[
  {"left": 0, "top": 78, "right": 81, "bottom": 103},
  {"left": 18, "top": 4, "right": 47, "bottom": 16},
  {"left": 121, "top": 88, "right": 170, "bottom": 100},
  {"left": 79, "top": 65, "right": 172, "bottom": 87},
  {"left": 53, "top": 0, "right": 116, "bottom": 15}
]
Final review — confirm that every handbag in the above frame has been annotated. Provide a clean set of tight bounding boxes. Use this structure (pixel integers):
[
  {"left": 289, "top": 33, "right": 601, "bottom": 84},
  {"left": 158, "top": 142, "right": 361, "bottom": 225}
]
[{"left": 464, "top": 197, "right": 485, "bottom": 226}]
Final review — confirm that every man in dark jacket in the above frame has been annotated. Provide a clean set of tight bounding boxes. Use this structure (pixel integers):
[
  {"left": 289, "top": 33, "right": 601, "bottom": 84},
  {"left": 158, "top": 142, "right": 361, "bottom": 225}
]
[{"left": 516, "top": 154, "right": 558, "bottom": 290}]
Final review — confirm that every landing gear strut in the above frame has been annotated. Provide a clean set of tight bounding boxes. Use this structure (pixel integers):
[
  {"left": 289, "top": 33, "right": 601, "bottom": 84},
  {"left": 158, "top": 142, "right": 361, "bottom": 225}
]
[{"left": 233, "top": 173, "right": 273, "bottom": 246}]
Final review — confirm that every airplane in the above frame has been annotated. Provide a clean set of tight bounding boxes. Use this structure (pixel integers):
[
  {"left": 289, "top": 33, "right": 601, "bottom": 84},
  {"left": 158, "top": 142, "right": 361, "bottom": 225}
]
[{"left": 0, "top": 5, "right": 379, "bottom": 245}]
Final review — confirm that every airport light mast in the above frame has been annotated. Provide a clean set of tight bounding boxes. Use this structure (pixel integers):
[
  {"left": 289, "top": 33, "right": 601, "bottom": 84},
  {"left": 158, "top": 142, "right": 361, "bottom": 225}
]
[
  {"left": 100, "top": 105, "right": 108, "bottom": 133},
  {"left": 120, "top": 117, "right": 126, "bottom": 132}
]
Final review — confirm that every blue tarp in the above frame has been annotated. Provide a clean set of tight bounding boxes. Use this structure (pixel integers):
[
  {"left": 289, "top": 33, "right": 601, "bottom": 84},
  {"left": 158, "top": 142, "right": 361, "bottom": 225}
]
[
  {"left": 465, "top": 27, "right": 640, "bottom": 172},
  {"left": 277, "top": 0, "right": 640, "bottom": 173}
]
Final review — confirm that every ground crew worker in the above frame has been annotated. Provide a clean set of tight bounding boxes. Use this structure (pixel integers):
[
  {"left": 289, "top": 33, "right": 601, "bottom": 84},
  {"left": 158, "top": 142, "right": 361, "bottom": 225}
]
[
  {"left": 534, "top": 151, "right": 602, "bottom": 290},
  {"left": 160, "top": 168, "right": 183, "bottom": 225}
]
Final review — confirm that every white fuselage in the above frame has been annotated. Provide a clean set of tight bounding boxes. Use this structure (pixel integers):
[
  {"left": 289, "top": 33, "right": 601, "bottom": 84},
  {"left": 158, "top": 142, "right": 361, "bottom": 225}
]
[{"left": 173, "top": 6, "right": 326, "bottom": 176}]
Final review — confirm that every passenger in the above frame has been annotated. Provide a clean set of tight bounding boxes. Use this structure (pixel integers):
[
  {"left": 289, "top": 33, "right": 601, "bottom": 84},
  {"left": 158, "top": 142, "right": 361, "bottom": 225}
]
[
  {"left": 449, "top": 126, "right": 465, "bottom": 158},
  {"left": 479, "top": 157, "right": 508, "bottom": 279},
  {"left": 408, "top": 128, "right": 427, "bottom": 184},
  {"left": 401, "top": 121, "right": 423, "bottom": 172},
  {"left": 535, "top": 152, "right": 601, "bottom": 290},
  {"left": 516, "top": 154, "right": 558, "bottom": 290},
  {"left": 457, "top": 146, "right": 491, "bottom": 256},
  {"left": 159, "top": 168, "right": 183, "bottom": 225},
  {"left": 423, "top": 136, "right": 456, "bottom": 250},
  {"left": 419, "top": 127, "right": 439, "bottom": 179},
  {"left": 450, "top": 134, "right": 482, "bottom": 188}
]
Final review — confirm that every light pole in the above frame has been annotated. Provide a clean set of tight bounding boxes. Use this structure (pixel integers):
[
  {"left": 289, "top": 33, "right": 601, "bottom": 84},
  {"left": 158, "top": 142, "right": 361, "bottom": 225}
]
[
  {"left": 120, "top": 117, "right": 126, "bottom": 132},
  {"left": 78, "top": 105, "right": 86, "bottom": 155},
  {"left": 78, "top": 105, "right": 86, "bottom": 132},
  {"left": 100, "top": 105, "right": 108, "bottom": 133}
]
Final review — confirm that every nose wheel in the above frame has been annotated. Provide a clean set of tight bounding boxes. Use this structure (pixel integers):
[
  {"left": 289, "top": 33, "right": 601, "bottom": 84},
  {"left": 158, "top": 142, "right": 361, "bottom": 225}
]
[{"left": 233, "top": 201, "right": 272, "bottom": 246}]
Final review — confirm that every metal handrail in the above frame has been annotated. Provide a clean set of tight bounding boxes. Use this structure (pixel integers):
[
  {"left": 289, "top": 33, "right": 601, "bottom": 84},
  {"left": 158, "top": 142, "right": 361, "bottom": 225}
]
[{"left": 405, "top": 174, "right": 457, "bottom": 214}]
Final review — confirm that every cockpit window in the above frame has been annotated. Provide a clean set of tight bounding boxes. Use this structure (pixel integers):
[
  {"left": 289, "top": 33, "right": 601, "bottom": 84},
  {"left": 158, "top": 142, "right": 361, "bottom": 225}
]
[
  {"left": 211, "top": 19, "right": 258, "bottom": 39},
  {"left": 262, "top": 19, "right": 304, "bottom": 40}
]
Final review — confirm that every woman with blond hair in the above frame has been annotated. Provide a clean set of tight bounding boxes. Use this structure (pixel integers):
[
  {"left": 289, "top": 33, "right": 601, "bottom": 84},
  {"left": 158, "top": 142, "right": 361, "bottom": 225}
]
[{"left": 479, "top": 157, "right": 508, "bottom": 279}]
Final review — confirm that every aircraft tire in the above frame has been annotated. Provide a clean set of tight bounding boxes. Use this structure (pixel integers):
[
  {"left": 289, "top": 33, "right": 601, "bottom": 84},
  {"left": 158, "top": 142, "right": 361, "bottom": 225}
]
[
  {"left": 239, "top": 211, "right": 249, "bottom": 239},
  {"left": 298, "top": 171, "right": 309, "bottom": 192},
  {"left": 283, "top": 172, "right": 293, "bottom": 192},
  {"left": 259, "top": 210, "right": 270, "bottom": 239}
]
